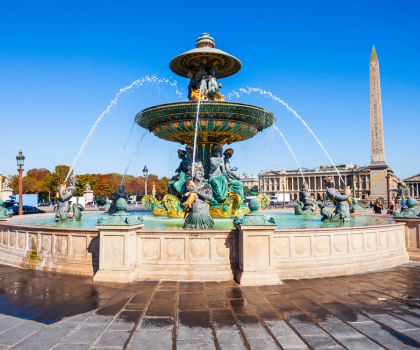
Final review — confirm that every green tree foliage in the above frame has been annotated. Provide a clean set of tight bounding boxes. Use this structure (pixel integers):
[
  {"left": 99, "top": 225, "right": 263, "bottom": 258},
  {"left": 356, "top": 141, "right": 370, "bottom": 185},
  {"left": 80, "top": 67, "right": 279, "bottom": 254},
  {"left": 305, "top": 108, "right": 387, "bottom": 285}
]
[
  {"left": 93, "top": 174, "right": 117, "bottom": 199},
  {"left": 75, "top": 174, "right": 99, "bottom": 196},
  {"left": 243, "top": 186, "right": 252, "bottom": 196}
]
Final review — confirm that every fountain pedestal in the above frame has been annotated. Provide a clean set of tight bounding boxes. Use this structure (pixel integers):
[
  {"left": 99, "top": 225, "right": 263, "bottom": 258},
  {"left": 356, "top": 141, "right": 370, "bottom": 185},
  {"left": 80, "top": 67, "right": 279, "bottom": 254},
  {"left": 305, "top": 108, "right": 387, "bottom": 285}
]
[
  {"left": 393, "top": 217, "right": 420, "bottom": 261},
  {"left": 93, "top": 223, "right": 144, "bottom": 283},
  {"left": 234, "top": 225, "right": 281, "bottom": 285}
]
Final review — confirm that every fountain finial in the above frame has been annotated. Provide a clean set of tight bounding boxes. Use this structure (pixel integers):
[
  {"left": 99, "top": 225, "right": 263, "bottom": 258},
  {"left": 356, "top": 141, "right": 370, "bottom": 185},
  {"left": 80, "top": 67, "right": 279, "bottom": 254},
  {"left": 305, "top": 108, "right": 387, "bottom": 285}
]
[{"left": 196, "top": 33, "right": 215, "bottom": 48}]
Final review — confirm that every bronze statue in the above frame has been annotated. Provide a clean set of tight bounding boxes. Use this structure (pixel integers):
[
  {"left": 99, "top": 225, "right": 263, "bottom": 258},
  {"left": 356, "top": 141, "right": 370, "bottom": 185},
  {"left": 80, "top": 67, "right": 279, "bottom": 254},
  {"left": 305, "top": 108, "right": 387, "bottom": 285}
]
[
  {"left": 109, "top": 185, "right": 127, "bottom": 215},
  {"left": 55, "top": 175, "right": 84, "bottom": 222},
  {"left": 320, "top": 177, "right": 352, "bottom": 221},
  {"left": 295, "top": 183, "right": 315, "bottom": 215}
]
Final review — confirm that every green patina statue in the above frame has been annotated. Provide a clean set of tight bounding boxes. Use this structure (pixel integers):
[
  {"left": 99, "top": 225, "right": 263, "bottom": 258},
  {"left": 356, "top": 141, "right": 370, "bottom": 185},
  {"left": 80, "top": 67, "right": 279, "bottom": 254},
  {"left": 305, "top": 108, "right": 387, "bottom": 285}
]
[
  {"left": 55, "top": 175, "right": 84, "bottom": 222},
  {"left": 0, "top": 199, "right": 13, "bottom": 218},
  {"left": 181, "top": 164, "right": 214, "bottom": 230},
  {"left": 233, "top": 198, "right": 276, "bottom": 226},
  {"left": 349, "top": 198, "right": 365, "bottom": 212},
  {"left": 394, "top": 198, "right": 420, "bottom": 218},
  {"left": 109, "top": 185, "right": 127, "bottom": 215},
  {"left": 97, "top": 198, "right": 143, "bottom": 226},
  {"left": 99, "top": 199, "right": 111, "bottom": 211},
  {"left": 295, "top": 184, "right": 315, "bottom": 215},
  {"left": 320, "top": 177, "right": 351, "bottom": 221}
]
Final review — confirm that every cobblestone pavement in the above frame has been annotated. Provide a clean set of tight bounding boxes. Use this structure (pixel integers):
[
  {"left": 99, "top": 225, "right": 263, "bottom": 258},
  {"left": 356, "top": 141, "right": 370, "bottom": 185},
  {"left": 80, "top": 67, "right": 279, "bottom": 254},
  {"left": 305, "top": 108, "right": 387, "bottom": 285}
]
[{"left": 0, "top": 264, "right": 420, "bottom": 349}]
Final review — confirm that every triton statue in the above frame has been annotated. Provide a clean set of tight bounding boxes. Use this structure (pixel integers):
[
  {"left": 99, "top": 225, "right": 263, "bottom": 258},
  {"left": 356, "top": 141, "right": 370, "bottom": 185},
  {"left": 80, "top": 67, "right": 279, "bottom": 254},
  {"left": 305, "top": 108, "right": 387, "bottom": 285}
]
[
  {"left": 294, "top": 183, "right": 315, "bottom": 215},
  {"left": 394, "top": 198, "right": 420, "bottom": 218},
  {"left": 0, "top": 199, "right": 13, "bottom": 218},
  {"left": 206, "top": 67, "right": 219, "bottom": 100},
  {"left": 55, "top": 175, "right": 84, "bottom": 222},
  {"left": 223, "top": 148, "right": 244, "bottom": 201},
  {"left": 187, "top": 72, "right": 199, "bottom": 101},
  {"left": 182, "top": 164, "right": 214, "bottom": 229},
  {"left": 320, "top": 177, "right": 352, "bottom": 221},
  {"left": 209, "top": 144, "right": 229, "bottom": 204},
  {"left": 109, "top": 185, "right": 127, "bottom": 215}
]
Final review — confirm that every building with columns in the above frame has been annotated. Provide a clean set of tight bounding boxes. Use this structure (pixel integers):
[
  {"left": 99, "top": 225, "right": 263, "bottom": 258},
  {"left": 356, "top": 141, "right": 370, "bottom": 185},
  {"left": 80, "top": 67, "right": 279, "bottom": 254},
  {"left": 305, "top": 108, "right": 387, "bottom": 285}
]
[
  {"left": 238, "top": 174, "right": 259, "bottom": 192},
  {"left": 259, "top": 165, "right": 399, "bottom": 201},
  {"left": 403, "top": 175, "right": 420, "bottom": 198}
]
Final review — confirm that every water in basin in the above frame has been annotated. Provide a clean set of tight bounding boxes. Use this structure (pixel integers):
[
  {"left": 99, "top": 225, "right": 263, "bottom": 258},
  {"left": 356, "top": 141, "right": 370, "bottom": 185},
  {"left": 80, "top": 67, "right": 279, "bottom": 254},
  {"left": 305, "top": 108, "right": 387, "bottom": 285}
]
[{"left": 8, "top": 212, "right": 391, "bottom": 230}]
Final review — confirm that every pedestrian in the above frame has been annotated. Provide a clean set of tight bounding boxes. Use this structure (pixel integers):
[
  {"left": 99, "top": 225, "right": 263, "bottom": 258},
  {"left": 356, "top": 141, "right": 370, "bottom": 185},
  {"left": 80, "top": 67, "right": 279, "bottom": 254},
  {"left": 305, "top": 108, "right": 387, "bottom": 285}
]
[
  {"left": 401, "top": 199, "right": 407, "bottom": 211},
  {"left": 370, "top": 200, "right": 374, "bottom": 209},
  {"left": 386, "top": 201, "right": 396, "bottom": 215},
  {"left": 373, "top": 199, "right": 383, "bottom": 214}
]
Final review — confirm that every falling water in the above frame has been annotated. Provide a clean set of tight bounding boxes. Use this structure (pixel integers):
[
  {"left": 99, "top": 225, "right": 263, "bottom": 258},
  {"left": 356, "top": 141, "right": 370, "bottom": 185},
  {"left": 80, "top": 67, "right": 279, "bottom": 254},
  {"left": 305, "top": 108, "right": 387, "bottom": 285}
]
[
  {"left": 64, "top": 75, "right": 183, "bottom": 184},
  {"left": 227, "top": 87, "right": 345, "bottom": 184},
  {"left": 120, "top": 130, "right": 148, "bottom": 185},
  {"left": 191, "top": 79, "right": 207, "bottom": 178},
  {"left": 272, "top": 126, "right": 306, "bottom": 184}
]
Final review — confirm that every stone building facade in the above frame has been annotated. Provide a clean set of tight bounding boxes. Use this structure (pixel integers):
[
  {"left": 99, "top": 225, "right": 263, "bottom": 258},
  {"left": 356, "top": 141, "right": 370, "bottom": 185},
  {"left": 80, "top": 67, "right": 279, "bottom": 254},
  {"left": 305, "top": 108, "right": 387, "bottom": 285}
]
[
  {"left": 259, "top": 166, "right": 399, "bottom": 201},
  {"left": 403, "top": 175, "right": 420, "bottom": 198},
  {"left": 238, "top": 174, "right": 259, "bottom": 192}
]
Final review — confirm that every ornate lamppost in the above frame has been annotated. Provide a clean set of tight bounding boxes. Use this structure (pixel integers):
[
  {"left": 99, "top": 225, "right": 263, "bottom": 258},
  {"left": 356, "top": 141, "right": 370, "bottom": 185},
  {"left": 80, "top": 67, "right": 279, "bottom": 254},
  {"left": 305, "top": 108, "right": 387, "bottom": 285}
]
[
  {"left": 16, "top": 150, "right": 25, "bottom": 215},
  {"left": 143, "top": 165, "right": 148, "bottom": 196}
]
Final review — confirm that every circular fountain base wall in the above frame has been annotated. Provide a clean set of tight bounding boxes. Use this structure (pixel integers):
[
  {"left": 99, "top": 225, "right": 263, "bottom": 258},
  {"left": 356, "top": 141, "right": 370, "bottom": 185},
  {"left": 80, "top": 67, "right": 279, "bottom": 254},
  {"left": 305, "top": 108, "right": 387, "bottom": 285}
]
[{"left": 0, "top": 214, "right": 409, "bottom": 281}]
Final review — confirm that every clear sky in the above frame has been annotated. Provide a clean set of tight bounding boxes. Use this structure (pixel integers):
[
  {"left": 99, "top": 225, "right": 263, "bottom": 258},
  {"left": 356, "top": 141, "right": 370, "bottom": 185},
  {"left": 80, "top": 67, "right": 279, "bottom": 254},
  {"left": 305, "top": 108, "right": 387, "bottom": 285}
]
[{"left": 1, "top": 1, "right": 419, "bottom": 180}]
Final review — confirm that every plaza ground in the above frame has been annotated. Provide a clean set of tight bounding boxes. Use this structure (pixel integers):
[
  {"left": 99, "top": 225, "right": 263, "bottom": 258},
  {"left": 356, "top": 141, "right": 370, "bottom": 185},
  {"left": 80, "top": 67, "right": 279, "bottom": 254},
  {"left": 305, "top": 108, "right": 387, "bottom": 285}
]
[{"left": 0, "top": 263, "right": 419, "bottom": 349}]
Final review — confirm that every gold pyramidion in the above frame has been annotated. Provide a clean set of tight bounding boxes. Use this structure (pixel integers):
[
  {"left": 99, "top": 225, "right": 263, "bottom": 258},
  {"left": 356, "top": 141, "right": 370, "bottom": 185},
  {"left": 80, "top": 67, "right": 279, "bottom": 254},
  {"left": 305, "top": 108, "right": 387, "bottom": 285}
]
[{"left": 370, "top": 46, "right": 378, "bottom": 61}]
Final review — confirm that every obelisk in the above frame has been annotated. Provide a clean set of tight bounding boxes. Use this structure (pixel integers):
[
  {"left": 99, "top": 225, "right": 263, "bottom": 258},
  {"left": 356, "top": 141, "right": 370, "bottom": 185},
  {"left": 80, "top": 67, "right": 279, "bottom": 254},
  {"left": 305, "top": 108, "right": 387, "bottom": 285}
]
[{"left": 369, "top": 46, "right": 388, "bottom": 200}]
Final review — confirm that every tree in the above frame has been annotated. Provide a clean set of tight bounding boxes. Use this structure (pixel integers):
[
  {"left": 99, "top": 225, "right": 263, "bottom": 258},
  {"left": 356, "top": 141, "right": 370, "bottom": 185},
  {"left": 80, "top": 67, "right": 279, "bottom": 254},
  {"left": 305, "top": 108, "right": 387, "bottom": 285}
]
[
  {"left": 76, "top": 174, "right": 99, "bottom": 196},
  {"left": 26, "top": 168, "right": 50, "bottom": 182},
  {"left": 243, "top": 186, "right": 252, "bottom": 196},
  {"left": 93, "top": 175, "right": 117, "bottom": 199}
]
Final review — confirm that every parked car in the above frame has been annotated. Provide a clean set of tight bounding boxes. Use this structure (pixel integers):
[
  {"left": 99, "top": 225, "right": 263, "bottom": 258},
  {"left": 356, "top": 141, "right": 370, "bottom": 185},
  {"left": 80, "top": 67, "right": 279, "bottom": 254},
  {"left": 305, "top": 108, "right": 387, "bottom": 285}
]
[
  {"left": 11, "top": 206, "right": 46, "bottom": 215},
  {"left": 3, "top": 201, "right": 17, "bottom": 208},
  {"left": 96, "top": 200, "right": 106, "bottom": 206},
  {"left": 38, "top": 201, "right": 51, "bottom": 206}
]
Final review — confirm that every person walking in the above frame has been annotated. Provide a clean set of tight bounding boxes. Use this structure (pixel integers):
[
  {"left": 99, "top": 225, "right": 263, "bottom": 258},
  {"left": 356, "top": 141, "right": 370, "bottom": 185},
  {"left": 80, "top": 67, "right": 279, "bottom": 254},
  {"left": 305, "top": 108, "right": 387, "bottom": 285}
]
[
  {"left": 373, "top": 199, "right": 383, "bottom": 214},
  {"left": 370, "top": 200, "right": 374, "bottom": 209}
]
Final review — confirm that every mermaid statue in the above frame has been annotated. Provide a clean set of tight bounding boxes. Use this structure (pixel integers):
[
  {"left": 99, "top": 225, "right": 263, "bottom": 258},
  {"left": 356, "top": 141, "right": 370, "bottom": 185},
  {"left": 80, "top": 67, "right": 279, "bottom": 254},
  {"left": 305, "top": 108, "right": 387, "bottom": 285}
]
[
  {"left": 55, "top": 175, "right": 84, "bottom": 222},
  {"left": 181, "top": 164, "right": 214, "bottom": 230},
  {"left": 209, "top": 145, "right": 229, "bottom": 204},
  {"left": 294, "top": 183, "right": 315, "bottom": 215},
  {"left": 109, "top": 185, "right": 127, "bottom": 215},
  {"left": 223, "top": 148, "right": 244, "bottom": 201},
  {"left": 0, "top": 199, "right": 13, "bottom": 218},
  {"left": 319, "top": 177, "right": 352, "bottom": 221}
]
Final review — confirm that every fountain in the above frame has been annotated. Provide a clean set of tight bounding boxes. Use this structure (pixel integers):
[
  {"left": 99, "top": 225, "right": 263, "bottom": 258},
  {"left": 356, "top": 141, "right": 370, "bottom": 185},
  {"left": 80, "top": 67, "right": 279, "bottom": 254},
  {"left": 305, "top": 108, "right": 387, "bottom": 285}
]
[
  {"left": 0, "top": 33, "right": 410, "bottom": 284},
  {"left": 137, "top": 34, "right": 273, "bottom": 218}
]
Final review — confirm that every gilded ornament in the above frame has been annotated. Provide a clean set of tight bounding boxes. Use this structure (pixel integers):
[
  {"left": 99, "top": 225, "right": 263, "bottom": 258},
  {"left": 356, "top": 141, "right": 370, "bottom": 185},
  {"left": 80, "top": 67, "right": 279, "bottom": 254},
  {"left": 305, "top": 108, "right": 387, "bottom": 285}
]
[{"left": 142, "top": 195, "right": 167, "bottom": 216}]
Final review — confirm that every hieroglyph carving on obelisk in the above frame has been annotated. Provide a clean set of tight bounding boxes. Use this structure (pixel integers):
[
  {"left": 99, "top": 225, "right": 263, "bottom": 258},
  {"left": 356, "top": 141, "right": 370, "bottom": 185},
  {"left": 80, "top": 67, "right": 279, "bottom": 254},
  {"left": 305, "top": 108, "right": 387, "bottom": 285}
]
[{"left": 370, "top": 46, "right": 386, "bottom": 164}]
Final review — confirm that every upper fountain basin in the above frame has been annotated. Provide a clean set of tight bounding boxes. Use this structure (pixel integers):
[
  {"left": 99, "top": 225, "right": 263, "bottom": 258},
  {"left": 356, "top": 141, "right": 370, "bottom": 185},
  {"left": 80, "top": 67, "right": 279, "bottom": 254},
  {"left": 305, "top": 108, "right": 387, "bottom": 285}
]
[{"left": 135, "top": 101, "right": 275, "bottom": 145}]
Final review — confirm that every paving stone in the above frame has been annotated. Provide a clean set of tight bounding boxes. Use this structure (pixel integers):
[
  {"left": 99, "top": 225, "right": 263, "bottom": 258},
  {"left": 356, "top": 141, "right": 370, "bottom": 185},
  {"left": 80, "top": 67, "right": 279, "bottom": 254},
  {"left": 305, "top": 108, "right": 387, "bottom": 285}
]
[
  {"left": 319, "top": 321, "right": 364, "bottom": 339},
  {"left": 0, "top": 321, "right": 43, "bottom": 346},
  {"left": 336, "top": 336, "right": 386, "bottom": 350},
  {"left": 126, "top": 330, "right": 172, "bottom": 349},
  {"left": 60, "top": 317, "right": 112, "bottom": 344},
  {"left": 370, "top": 313, "right": 419, "bottom": 331},
  {"left": 236, "top": 315, "right": 269, "bottom": 338},
  {"left": 293, "top": 323, "right": 328, "bottom": 336},
  {"left": 145, "top": 299, "right": 176, "bottom": 317},
  {"left": 216, "top": 331, "right": 246, "bottom": 350},
  {"left": 177, "top": 339, "right": 216, "bottom": 349},
  {"left": 352, "top": 321, "right": 420, "bottom": 350},
  {"left": 388, "top": 309, "right": 420, "bottom": 327},
  {"left": 303, "top": 335, "right": 339, "bottom": 348},
  {"left": 49, "top": 312, "right": 94, "bottom": 328},
  {"left": 178, "top": 293, "right": 208, "bottom": 311},
  {"left": 400, "top": 329, "right": 420, "bottom": 344},
  {"left": 265, "top": 320, "right": 308, "bottom": 349},
  {"left": 12, "top": 327, "right": 70, "bottom": 350},
  {"left": 109, "top": 310, "right": 142, "bottom": 331},
  {"left": 97, "top": 330, "right": 130, "bottom": 347},
  {"left": 247, "top": 336, "right": 279, "bottom": 350},
  {"left": 211, "top": 309, "right": 238, "bottom": 332},
  {"left": 138, "top": 317, "right": 174, "bottom": 331},
  {"left": 52, "top": 344, "right": 90, "bottom": 350},
  {"left": 178, "top": 311, "right": 213, "bottom": 340},
  {"left": 0, "top": 316, "right": 23, "bottom": 333}
]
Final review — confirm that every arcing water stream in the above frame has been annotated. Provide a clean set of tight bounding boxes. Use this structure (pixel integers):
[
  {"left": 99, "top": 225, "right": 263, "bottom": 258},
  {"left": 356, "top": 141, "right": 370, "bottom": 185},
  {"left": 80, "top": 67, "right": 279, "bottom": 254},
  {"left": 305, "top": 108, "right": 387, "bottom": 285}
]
[
  {"left": 120, "top": 130, "right": 148, "bottom": 185},
  {"left": 226, "top": 87, "right": 345, "bottom": 184},
  {"left": 191, "top": 79, "right": 207, "bottom": 178},
  {"left": 272, "top": 126, "right": 306, "bottom": 184},
  {"left": 64, "top": 76, "right": 183, "bottom": 184}
]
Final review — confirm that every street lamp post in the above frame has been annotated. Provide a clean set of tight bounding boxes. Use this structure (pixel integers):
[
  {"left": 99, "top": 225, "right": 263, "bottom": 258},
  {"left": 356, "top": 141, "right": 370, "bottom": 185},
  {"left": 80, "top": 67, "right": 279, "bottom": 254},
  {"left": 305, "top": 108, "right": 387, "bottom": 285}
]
[
  {"left": 282, "top": 186, "right": 286, "bottom": 209},
  {"left": 143, "top": 165, "right": 148, "bottom": 196},
  {"left": 16, "top": 150, "right": 25, "bottom": 215}
]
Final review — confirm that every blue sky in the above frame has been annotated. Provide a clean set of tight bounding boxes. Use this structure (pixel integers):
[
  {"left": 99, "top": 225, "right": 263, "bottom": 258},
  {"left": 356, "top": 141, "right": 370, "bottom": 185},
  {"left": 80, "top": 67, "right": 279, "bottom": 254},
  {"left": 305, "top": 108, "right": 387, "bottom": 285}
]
[{"left": 1, "top": 1, "right": 419, "bottom": 180}]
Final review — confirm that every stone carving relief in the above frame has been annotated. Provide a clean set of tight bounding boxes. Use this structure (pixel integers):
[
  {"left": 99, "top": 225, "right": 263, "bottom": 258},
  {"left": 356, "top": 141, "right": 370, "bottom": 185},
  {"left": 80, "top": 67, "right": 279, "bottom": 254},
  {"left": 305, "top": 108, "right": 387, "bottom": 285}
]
[
  {"left": 73, "top": 237, "right": 85, "bottom": 255},
  {"left": 366, "top": 233, "right": 376, "bottom": 249},
  {"left": 9, "top": 232, "right": 15, "bottom": 247},
  {"left": 315, "top": 237, "right": 329, "bottom": 254},
  {"left": 41, "top": 236, "right": 51, "bottom": 253},
  {"left": 379, "top": 232, "right": 387, "bottom": 248},
  {"left": 191, "top": 240, "right": 209, "bottom": 258},
  {"left": 295, "top": 237, "right": 310, "bottom": 256},
  {"left": 274, "top": 237, "right": 289, "bottom": 257},
  {"left": 142, "top": 240, "right": 158, "bottom": 258},
  {"left": 55, "top": 236, "right": 67, "bottom": 254},
  {"left": 18, "top": 233, "right": 25, "bottom": 249},
  {"left": 351, "top": 234, "right": 363, "bottom": 251},
  {"left": 216, "top": 239, "right": 231, "bottom": 258},
  {"left": 166, "top": 240, "right": 183, "bottom": 258},
  {"left": 389, "top": 231, "right": 397, "bottom": 247},
  {"left": 334, "top": 236, "right": 347, "bottom": 253},
  {"left": 29, "top": 235, "right": 37, "bottom": 250}
]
